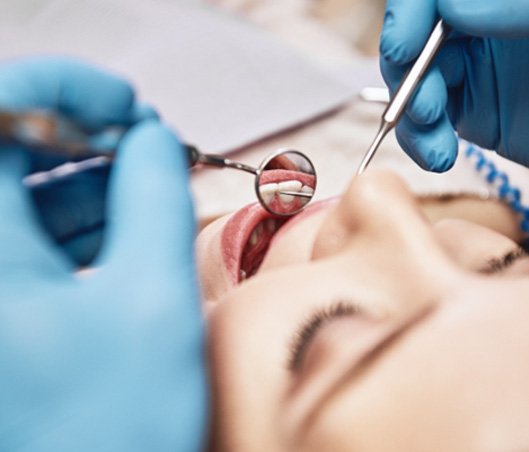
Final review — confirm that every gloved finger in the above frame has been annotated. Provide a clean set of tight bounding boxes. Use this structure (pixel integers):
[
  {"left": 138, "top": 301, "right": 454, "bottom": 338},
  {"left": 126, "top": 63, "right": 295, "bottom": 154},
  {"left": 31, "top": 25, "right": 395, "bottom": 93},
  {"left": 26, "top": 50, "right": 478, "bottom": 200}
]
[
  {"left": 380, "top": 0, "right": 438, "bottom": 65},
  {"left": 131, "top": 102, "right": 160, "bottom": 123},
  {"left": 435, "top": 39, "right": 466, "bottom": 88},
  {"left": 30, "top": 169, "right": 109, "bottom": 267},
  {"left": 98, "top": 120, "right": 195, "bottom": 278},
  {"left": 443, "top": 37, "right": 501, "bottom": 150},
  {"left": 87, "top": 103, "right": 160, "bottom": 152},
  {"left": 439, "top": 0, "right": 529, "bottom": 38},
  {"left": 0, "top": 147, "right": 70, "bottom": 275},
  {"left": 0, "top": 57, "right": 140, "bottom": 130},
  {"left": 380, "top": 56, "right": 447, "bottom": 125},
  {"left": 445, "top": 88, "right": 501, "bottom": 153},
  {"left": 395, "top": 112, "right": 458, "bottom": 172}
]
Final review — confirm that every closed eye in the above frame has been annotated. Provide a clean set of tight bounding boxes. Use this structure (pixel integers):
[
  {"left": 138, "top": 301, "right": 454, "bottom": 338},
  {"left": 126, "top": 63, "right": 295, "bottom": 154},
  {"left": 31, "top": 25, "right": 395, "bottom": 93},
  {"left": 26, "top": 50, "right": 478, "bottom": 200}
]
[
  {"left": 287, "top": 301, "right": 361, "bottom": 373},
  {"left": 480, "top": 247, "right": 528, "bottom": 274}
]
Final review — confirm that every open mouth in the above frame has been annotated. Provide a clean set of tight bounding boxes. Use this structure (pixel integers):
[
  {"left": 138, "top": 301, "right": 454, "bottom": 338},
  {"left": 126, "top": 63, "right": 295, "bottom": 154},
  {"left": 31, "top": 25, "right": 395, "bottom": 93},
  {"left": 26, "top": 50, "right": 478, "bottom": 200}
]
[
  {"left": 220, "top": 195, "right": 337, "bottom": 285},
  {"left": 220, "top": 169, "right": 319, "bottom": 284},
  {"left": 239, "top": 215, "right": 287, "bottom": 281},
  {"left": 258, "top": 169, "right": 316, "bottom": 214},
  {"left": 221, "top": 203, "right": 289, "bottom": 284}
]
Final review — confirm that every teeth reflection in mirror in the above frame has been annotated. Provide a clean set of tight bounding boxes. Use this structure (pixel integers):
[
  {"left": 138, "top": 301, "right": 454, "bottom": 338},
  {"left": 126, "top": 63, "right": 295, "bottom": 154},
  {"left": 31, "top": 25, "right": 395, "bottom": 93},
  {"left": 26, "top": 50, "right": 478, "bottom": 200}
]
[
  {"left": 278, "top": 180, "right": 302, "bottom": 203},
  {"left": 259, "top": 183, "right": 278, "bottom": 205},
  {"left": 278, "top": 180, "right": 303, "bottom": 192},
  {"left": 279, "top": 192, "right": 295, "bottom": 203},
  {"left": 301, "top": 186, "right": 314, "bottom": 195}
]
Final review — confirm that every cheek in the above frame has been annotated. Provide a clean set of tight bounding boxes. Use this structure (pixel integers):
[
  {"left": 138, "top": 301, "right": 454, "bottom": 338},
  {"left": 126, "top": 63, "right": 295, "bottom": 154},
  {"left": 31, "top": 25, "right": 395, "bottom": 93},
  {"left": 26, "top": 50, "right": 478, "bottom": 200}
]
[
  {"left": 259, "top": 210, "right": 329, "bottom": 272},
  {"left": 433, "top": 219, "right": 518, "bottom": 271}
]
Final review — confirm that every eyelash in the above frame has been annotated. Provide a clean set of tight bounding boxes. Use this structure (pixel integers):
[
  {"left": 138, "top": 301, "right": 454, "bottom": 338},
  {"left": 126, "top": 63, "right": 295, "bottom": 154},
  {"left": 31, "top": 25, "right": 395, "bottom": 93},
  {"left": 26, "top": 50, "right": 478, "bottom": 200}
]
[
  {"left": 481, "top": 247, "right": 529, "bottom": 274},
  {"left": 287, "top": 248, "right": 528, "bottom": 371},
  {"left": 287, "top": 301, "right": 361, "bottom": 373}
]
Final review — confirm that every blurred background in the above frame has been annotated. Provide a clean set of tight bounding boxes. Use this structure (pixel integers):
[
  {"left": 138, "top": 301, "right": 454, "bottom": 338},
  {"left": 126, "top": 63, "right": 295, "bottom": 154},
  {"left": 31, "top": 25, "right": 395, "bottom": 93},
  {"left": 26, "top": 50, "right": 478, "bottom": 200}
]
[{"left": 4, "top": 0, "right": 524, "bottom": 223}]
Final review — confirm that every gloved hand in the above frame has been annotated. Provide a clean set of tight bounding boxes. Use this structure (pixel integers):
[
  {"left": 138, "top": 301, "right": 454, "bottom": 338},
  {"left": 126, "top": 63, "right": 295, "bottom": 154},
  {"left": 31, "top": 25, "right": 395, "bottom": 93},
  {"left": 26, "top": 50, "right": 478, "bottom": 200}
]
[
  {"left": 0, "top": 64, "right": 207, "bottom": 449},
  {"left": 379, "top": 0, "right": 529, "bottom": 172},
  {"left": 0, "top": 57, "right": 158, "bottom": 265}
]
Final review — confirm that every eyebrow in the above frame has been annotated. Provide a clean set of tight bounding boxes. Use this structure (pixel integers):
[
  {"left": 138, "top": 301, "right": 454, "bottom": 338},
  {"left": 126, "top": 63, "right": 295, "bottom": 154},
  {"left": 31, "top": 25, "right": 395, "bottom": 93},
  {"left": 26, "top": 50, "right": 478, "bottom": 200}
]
[{"left": 298, "top": 305, "right": 435, "bottom": 431}]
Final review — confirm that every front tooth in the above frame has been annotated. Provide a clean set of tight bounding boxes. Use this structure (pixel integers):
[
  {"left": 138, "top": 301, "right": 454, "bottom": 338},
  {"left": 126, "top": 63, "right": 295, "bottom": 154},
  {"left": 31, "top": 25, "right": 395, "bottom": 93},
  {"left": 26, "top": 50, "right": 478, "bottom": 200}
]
[
  {"left": 249, "top": 229, "right": 259, "bottom": 246},
  {"left": 278, "top": 180, "right": 303, "bottom": 192},
  {"left": 278, "top": 180, "right": 302, "bottom": 204},
  {"left": 249, "top": 223, "right": 264, "bottom": 246},
  {"left": 300, "top": 185, "right": 314, "bottom": 205},
  {"left": 259, "top": 183, "right": 278, "bottom": 205},
  {"left": 279, "top": 192, "right": 295, "bottom": 203}
]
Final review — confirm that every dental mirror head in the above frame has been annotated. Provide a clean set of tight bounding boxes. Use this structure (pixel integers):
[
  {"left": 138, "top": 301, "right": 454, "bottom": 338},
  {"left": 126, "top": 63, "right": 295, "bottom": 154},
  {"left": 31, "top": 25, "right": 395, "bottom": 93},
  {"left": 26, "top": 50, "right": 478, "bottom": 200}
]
[
  {"left": 256, "top": 149, "right": 317, "bottom": 217},
  {"left": 8, "top": 110, "right": 319, "bottom": 217}
]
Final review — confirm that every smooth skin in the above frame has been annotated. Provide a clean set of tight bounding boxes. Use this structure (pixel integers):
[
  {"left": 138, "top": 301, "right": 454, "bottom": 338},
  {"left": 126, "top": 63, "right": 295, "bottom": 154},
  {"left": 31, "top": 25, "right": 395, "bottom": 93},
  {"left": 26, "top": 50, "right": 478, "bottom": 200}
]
[
  {"left": 379, "top": 0, "right": 529, "bottom": 171},
  {"left": 199, "top": 171, "right": 529, "bottom": 451}
]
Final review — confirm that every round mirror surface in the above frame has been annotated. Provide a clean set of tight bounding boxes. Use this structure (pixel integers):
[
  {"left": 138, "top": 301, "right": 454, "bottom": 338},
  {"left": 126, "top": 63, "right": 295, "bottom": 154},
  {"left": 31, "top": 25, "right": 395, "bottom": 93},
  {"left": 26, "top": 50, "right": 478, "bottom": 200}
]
[{"left": 256, "top": 150, "right": 317, "bottom": 216}]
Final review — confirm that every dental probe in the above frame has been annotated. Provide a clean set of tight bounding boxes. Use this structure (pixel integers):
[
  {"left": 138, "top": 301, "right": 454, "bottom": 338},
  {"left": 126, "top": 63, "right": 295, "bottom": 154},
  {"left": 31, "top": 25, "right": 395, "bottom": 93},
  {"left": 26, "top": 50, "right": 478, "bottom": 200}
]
[
  {"left": 356, "top": 20, "right": 451, "bottom": 175},
  {"left": 274, "top": 191, "right": 312, "bottom": 198}
]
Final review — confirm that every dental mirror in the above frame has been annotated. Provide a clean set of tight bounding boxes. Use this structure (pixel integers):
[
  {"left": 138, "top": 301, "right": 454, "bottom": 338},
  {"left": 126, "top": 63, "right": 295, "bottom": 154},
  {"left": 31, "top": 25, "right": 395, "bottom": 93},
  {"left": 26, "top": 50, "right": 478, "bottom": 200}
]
[
  {"left": 256, "top": 149, "right": 317, "bottom": 216},
  {"left": 7, "top": 110, "right": 318, "bottom": 216}
]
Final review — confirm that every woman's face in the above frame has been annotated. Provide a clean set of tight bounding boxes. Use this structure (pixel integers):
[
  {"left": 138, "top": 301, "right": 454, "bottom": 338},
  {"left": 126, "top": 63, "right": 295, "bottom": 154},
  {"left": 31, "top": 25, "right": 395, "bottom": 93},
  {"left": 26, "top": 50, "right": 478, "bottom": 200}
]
[{"left": 197, "top": 171, "right": 529, "bottom": 451}]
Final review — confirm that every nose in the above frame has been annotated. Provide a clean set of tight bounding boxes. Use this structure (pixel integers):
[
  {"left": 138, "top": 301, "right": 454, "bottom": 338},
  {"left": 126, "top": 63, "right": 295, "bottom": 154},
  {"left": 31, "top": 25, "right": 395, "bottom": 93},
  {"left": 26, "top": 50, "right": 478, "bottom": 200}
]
[
  {"left": 311, "top": 171, "right": 459, "bottom": 309},
  {"left": 312, "top": 171, "right": 431, "bottom": 257}
]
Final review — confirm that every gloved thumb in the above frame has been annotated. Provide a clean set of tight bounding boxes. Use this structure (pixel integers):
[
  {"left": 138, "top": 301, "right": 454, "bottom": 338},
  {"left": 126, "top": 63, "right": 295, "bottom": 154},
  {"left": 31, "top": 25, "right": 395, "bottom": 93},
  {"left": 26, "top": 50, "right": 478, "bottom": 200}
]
[
  {"left": 97, "top": 120, "right": 196, "bottom": 277},
  {"left": 439, "top": 0, "right": 529, "bottom": 38}
]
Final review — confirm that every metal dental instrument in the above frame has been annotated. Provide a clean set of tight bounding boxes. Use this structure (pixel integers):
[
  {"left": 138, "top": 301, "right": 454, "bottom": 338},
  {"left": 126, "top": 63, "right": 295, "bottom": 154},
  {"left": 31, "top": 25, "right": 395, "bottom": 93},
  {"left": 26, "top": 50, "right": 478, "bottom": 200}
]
[
  {"left": 188, "top": 148, "right": 317, "bottom": 216},
  {"left": 356, "top": 20, "right": 451, "bottom": 175},
  {"left": 0, "top": 110, "right": 317, "bottom": 216}
]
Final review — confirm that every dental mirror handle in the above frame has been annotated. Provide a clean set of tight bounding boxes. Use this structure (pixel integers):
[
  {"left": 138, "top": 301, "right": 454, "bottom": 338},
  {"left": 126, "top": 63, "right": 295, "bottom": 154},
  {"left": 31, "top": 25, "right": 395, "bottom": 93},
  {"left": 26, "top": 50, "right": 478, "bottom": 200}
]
[
  {"left": 187, "top": 146, "right": 258, "bottom": 175},
  {"left": 23, "top": 142, "right": 222, "bottom": 189},
  {"left": 2, "top": 108, "right": 252, "bottom": 185},
  {"left": 0, "top": 108, "right": 207, "bottom": 166},
  {"left": 356, "top": 19, "right": 451, "bottom": 175}
]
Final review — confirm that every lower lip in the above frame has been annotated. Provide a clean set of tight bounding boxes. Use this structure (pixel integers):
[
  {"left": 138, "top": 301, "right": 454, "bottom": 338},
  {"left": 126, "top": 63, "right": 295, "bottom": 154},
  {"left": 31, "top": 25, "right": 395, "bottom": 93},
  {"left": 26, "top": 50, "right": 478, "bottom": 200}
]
[{"left": 220, "top": 203, "right": 274, "bottom": 284}]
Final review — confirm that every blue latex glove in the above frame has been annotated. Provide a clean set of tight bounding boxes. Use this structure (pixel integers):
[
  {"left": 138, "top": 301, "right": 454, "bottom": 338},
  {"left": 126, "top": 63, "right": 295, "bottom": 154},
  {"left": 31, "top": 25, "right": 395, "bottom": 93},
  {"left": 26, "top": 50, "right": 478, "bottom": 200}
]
[
  {"left": 0, "top": 57, "right": 158, "bottom": 265},
  {"left": 0, "top": 62, "right": 207, "bottom": 450},
  {"left": 379, "top": 0, "right": 529, "bottom": 172}
]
